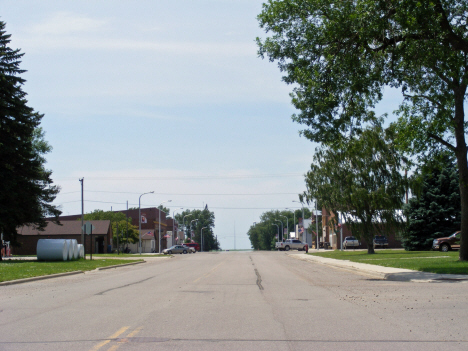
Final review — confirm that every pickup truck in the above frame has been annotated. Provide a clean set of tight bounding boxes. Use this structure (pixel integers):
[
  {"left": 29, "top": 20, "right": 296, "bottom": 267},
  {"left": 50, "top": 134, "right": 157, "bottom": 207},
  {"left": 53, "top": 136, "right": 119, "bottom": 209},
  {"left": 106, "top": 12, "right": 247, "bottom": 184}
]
[
  {"left": 276, "top": 239, "right": 308, "bottom": 251},
  {"left": 432, "top": 231, "right": 460, "bottom": 252},
  {"left": 373, "top": 235, "right": 388, "bottom": 248},
  {"left": 342, "top": 236, "right": 360, "bottom": 249}
]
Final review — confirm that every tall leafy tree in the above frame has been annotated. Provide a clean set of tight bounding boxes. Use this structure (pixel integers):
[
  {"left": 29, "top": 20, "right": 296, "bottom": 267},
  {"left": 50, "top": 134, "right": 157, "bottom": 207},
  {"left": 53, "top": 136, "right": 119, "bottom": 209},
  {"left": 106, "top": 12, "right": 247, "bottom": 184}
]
[
  {"left": 247, "top": 208, "right": 313, "bottom": 250},
  {"left": 303, "top": 122, "right": 407, "bottom": 253},
  {"left": 0, "top": 21, "right": 60, "bottom": 255},
  {"left": 257, "top": 1, "right": 468, "bottom": 260},
  {"left": 248, "top": 222, "right": 276, "bottom": 250},
  {"left": 403, "top": 152, "right": 461, "bottom": 250},
  {"left": 176, "top": 207, "right": 217, "bottom": 251}
]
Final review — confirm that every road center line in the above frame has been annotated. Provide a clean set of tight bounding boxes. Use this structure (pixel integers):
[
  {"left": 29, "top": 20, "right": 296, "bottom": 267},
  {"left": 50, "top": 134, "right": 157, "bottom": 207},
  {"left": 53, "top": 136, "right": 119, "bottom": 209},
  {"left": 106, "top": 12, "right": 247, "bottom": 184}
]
[
  {"left": 192, "top": 260, "right": 225, "bottom": 283},
  {"left": 89, "top": 326, "right": 129, "bottom": 351}
]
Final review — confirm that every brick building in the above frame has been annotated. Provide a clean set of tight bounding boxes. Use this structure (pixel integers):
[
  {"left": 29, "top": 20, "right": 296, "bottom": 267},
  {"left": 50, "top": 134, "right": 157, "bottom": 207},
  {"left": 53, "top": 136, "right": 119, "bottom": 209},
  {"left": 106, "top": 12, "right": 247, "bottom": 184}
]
[
  {"left": 52, "top": 207, "right": 178, "bottom": 252},
  {"left": 15, "top": 220, "right": 112, "bottom": 255}
]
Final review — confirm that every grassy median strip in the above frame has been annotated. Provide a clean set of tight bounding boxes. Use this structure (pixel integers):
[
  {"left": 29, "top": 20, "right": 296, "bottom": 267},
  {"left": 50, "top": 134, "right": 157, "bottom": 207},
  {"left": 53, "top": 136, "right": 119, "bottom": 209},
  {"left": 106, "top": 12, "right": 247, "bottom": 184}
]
[
  {"left": 0, "top": 259, "right": 143, "bottom": 282},
  {"left": 309, "top": 250, "right": 468, "bottom": 275}
]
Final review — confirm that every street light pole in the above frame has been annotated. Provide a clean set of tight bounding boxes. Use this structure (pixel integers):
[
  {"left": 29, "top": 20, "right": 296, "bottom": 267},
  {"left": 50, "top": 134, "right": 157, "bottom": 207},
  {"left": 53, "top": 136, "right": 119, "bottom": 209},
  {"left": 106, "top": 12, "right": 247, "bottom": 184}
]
[
  {"left": 139, "top": 191, "right": 154, "bottom": 255},
  {"left": 183, "top": 214, "right": 192, "bottom": 241},
  {"left": 273, "top": 223, "right": 279, "bottom": 242},
  {"left": 158, "top": 200, "right": 172, "bottom": 253},
  {"left": 172, "top": 208, "right": 183, "bottom": 245},
  {"left": 280, "top": 215, "right": 289, "bottom": 240},
  {"left": 190, "top": 219, "right": 198, "bottom": 242},
  {"left": 275, "top": 219, "right": 283, "bottom": 241},
  {"left": 293, "top": 200, "right": 305, "bottom": 241},
  {"left": 201, "top": 226, "right": 207, "bottom": 252},
  {"left": 315, "top": 200, "right": 320, "bottom": 249}
]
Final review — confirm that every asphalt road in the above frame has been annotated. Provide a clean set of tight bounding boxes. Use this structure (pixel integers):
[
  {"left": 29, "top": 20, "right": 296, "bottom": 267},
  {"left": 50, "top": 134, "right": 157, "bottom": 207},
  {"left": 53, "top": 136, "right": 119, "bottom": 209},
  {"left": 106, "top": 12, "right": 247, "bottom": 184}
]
[{"left": 1, "top": 251, "right": 467, "bottom": 351}]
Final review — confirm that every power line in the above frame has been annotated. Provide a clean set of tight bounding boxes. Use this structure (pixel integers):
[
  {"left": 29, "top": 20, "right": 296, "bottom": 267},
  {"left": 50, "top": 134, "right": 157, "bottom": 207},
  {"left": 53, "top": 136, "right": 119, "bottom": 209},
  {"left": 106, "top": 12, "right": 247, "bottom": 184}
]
[
  {"left": 56, "top": 190, "right": 299, "bottom": 196},
  {"left": 53, "top": 173, "right": 303, "bottom": 181},
  {"left": 54, "top": 199, "right": 303, "bottom": 210}
]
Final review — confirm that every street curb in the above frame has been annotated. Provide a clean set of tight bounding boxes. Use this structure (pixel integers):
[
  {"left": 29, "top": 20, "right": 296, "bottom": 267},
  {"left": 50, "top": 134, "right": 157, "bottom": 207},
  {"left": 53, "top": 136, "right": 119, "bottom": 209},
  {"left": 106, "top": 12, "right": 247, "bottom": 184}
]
[
  {"left": 0, "top": 261, "right": 147, "bottom": 286},
  {"left": 97, "top": 260, "right": 146, "bottom": 270},
  {"left": 288, "top": 253, "right": 468, "bottom": 282},
  {"left": 0, "top": 271, "right": 84, "bottom": 286}
]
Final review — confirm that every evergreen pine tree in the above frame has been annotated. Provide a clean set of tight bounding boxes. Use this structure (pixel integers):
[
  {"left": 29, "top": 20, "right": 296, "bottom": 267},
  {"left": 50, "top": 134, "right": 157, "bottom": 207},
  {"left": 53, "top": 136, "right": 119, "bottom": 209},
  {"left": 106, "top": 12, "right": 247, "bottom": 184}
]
[
  {"left": 0, "top": 21, "right": 61, "bottom": 253},
  {"left": 403, "top": 153, "right": 460, "bottom": 250}
]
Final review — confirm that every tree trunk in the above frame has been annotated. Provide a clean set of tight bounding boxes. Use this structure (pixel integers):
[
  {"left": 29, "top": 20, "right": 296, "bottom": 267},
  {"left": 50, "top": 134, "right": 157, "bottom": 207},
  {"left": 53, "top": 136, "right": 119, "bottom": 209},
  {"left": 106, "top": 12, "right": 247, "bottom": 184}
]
[
  {"left": 453, "top": 86, "right": 468, "bottom": 261},
  {"left": 364, "top": 218, "right": 375, "bottom": 254}
]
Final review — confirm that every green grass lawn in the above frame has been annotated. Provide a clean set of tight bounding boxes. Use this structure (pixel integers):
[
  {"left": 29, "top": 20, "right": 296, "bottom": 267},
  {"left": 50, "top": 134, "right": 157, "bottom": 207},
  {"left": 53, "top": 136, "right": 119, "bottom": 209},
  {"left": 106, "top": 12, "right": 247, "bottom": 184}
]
[
  {"left": 0, "top": 259, "right": 143, "bottom": 282},
  {"left": 309, "top": 250, "right": 468, "bottom": 275}
]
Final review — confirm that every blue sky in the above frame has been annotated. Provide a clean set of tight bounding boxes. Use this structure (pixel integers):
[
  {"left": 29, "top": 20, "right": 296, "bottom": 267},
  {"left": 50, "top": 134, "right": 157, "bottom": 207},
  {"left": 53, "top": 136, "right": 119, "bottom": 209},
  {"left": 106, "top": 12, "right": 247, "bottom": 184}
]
[{"left": 3, "top": 1, "right": 402, "bottom": 249}]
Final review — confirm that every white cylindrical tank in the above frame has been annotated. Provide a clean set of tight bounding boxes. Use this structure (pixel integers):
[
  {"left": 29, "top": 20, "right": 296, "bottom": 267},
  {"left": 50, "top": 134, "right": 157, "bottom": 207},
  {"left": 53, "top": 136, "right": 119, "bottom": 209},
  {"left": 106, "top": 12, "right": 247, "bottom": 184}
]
[
  {"left": 64, "top": 240, "right": 73, "bottom": 261},
  {"left": 77, "top": 244, "right": 84, "bottom": 258},
  {"left": 37, "top": 239, "right": 68, "bottom": 261},
  {"left": 71, "top": 239, "right": 78, "bottom": 260}
]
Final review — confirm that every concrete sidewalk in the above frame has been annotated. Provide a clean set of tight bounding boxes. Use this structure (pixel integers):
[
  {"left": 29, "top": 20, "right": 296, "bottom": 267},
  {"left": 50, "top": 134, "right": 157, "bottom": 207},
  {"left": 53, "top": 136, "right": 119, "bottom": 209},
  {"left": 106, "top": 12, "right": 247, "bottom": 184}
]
[{"left": 288, "top": 250, "right": 468, "bottom": 282}]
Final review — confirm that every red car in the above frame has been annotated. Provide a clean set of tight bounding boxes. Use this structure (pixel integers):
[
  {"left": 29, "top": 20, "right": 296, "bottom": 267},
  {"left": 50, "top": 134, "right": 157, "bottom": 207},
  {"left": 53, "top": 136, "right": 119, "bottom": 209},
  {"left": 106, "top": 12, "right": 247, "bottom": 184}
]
[{"left": 183, "top": 242, "right": 200, "bottom": 252}]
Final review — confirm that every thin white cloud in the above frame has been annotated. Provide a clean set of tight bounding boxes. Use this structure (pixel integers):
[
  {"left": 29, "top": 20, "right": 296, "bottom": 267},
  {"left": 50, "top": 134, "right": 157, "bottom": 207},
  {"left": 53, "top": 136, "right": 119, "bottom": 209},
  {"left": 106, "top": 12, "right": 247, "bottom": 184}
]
[
  {"left": 27, "top": 11, "right": 108, "bottom": 36},
  {"left": 20, "top": 36, "right": 257, "bottom": 57},
  {"left": 18, "top": 11, "right": 256, "bottom": 57}
]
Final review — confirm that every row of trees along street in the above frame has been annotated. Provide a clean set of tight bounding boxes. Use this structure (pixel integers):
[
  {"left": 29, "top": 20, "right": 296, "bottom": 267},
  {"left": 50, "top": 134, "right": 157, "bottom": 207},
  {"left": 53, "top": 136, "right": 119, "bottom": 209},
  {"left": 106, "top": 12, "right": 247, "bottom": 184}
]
[
  {"left": 248, "top": 209, "right": 314, "bottom": 251},
  {"left": 257, "top": 1, "right": 468, "bottom": 259}
]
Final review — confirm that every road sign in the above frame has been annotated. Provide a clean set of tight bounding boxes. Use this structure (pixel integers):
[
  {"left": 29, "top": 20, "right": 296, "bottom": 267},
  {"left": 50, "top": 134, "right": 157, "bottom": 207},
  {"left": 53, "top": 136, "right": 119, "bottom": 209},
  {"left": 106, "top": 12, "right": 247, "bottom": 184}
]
[{"left": 82, "top": 221, "right": 95, "bottom": 235}]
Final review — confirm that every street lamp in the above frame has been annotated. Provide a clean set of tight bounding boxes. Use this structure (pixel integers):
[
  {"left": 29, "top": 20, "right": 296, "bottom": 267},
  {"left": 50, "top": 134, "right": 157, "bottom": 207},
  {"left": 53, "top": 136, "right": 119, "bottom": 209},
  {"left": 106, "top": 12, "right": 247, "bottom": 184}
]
[
  {"left": 293, "top": 200, "right": 305, "bottom": 240},
  {"left": 273, "top": 223, "right": 279, "bottom": 242},
  {"left": 286, "top": 208, "right": 296, "bottom": 238},
  {"left": 183, "top": 214, "right": 192, "bottom": 240},
  {"left": 139, "top": 191, "right": 154, "bottom": 255},
  {"left": 201, "top": 226, "right": 207, "bottom": 252},
  {"left": 280, "top": 215, "right": 289, "bottom": 240},
  {"left": 158, "top": 200, "right": 172, "bottom": 253},
  {"left": 315, "top": 200, "right": 320, "bottom": 250},
  {"left": 172, "top": 208, "right": 183, "bottom": 245},
  {"left": 190, "top": 219, "right": 198, "bottom": 241},
  {"left": 275, "top": 219, "right": 283, "bottom": 241}
]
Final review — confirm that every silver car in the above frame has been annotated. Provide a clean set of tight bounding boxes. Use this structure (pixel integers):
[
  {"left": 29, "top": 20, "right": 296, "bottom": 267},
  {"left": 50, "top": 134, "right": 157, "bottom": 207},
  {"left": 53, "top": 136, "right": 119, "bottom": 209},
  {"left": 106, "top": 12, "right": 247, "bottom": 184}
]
[
  {"left": 185, "top": 246, "right": 196, "bottom": 253},
  {"left": 163, "top": 245, "right": 189, "bottom": 255}
]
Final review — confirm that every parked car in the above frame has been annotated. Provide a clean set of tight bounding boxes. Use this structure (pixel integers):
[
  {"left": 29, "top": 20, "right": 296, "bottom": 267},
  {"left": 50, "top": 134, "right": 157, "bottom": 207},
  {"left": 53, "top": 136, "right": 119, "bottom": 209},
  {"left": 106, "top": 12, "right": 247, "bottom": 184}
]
[
  {"left": 163, "top": 245, "right": 189, "bottom": 255},
  {"left": 373, "top": 235, "right": 388, "bottom": 248},
  {"left": 343, "top": 236, "right": 360, "bottom": 249},
  {"left": 183, "top": 245, "right": 196, "bottom": 253},
  {"left": 432, "top": 231, "right": 460, "bottom": 252},
  {"left": 275, "top": 239, "right": 308, "bottom": 251},
  {"left": 183, "top": 242, "right": 200, "bottom": 252}
]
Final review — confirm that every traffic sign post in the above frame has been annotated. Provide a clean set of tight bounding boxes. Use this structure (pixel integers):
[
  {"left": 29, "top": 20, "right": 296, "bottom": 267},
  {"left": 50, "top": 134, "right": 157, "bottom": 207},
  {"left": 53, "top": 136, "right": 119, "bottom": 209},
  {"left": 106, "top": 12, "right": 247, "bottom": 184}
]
[{"left": 82, "top": 221, "right": 95, "bottom": 260}]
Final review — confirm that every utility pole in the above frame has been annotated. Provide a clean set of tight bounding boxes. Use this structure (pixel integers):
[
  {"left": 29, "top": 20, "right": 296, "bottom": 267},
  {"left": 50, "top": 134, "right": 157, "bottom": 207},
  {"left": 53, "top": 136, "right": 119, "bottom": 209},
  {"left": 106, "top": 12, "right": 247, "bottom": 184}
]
[
  {"left": 79, "top": 178, "right": 84, "bottom": 259},
  {"left": 316, "top": 200, "right": 319, "bottom": 249},
  {"left": 126, "top": 201, "right": 129, "bottom": 252},
  {"left": 116, "top": 222, "right": 119, "bottom": 255},
  {"left": 234, "top": 222, "right": 236, "bottom": 250}
]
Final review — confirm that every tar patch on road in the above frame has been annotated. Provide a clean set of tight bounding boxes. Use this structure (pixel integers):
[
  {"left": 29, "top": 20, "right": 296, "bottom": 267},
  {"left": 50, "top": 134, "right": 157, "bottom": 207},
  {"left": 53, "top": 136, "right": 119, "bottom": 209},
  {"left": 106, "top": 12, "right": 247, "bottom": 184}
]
[
  {"left": 250, "top": 256, "right": 264, "bottom": 291},
  {"left": 95, "top": 277, "right": 154, "bottom": 295},
  {"left": 254, "top": 269, "right": 264, "bottom": 290}
]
